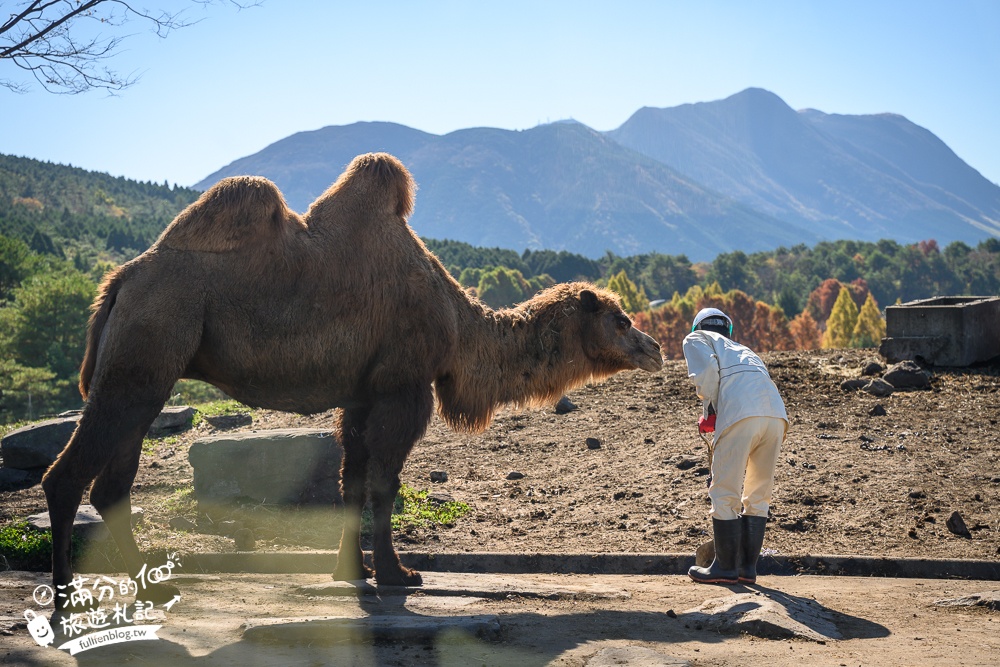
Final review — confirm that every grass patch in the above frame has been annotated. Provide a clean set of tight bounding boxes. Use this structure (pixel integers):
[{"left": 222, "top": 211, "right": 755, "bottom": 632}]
[
  {"left": 164, "top": 487, "right": 195, "bottom": 514},
  {"left": 190, "top": 399, "right": 254, "bottom": 428},
  {"left": 0, "top": 521, "right": 83, "bottom": 571},
  {"left": 391, "top": 484, "right": 470, "bottom": 531},
  {"left": 1, "top": 420, "right": 29, "bottom": 438},
  {"left": 141, "top": 435, "right": 178, "bottom": 455}
]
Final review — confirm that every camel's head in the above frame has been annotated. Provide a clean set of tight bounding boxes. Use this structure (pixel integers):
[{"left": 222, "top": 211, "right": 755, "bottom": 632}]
[{"left": 577, "top": 288, "right": 663, "bottom": 374}]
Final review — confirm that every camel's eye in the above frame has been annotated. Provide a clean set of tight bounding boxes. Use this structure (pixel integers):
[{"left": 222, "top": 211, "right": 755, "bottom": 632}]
[{"left": 614, "top": 314, "right": 631, "bottom": 332}]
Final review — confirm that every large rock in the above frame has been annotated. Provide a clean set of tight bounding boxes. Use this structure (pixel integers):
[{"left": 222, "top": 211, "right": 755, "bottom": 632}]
[
  {"left": 0, "top": 406, "right": 199, "bottom": 470},
  {"left": 148, "top": 406, "right": 197, "bottom": 436},
  {"left": 862, "top": 378, "right": 895, "bottom": 397},
  {"left": 27, "top": 504, "right": 144, "bottom": 541},
  {"left": 0, "top": 416, "right": 79, "bottom": 470},
  {"left": 0, "top": 466, "right": 42, "bottom": 492},
  {"left": 188, "top": 429, "right": 343, "bottom": 507},
  {"left": 682, "top": 591, "right": 843, "bottom": 642},
  {"left": 882, "top": 360, "right": 931, "bottom": 389}
]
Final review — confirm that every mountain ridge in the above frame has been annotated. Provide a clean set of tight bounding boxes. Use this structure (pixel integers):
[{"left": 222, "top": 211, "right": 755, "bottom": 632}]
[{"left": 193, "top": 88, "right": 1000, "bottom": 260}]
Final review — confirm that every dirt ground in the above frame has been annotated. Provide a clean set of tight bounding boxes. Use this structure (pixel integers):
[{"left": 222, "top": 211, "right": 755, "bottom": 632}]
[
  {"left": 2, "top": 569, "right": 999, "bottom": 666},
  {"left": 8, "top": 348, "right": 997, "bottom": 560},
  {"left": 2, "top": 348, "right": 999, "bottom": 664}
]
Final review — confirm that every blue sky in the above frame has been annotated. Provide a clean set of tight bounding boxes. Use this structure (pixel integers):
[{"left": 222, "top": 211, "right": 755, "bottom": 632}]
[{"left": 2, "top": 1, "right": 998, "bottom": 189}]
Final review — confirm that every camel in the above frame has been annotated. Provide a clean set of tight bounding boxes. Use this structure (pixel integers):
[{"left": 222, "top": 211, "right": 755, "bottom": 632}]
[{"left": 42, "top": 153, "right": 663, "bottom": 603}]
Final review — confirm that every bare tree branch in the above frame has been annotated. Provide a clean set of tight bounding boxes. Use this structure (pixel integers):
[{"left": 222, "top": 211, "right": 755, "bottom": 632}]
[{"left": 1, "top": 0, "right": 258, "bottom": 94}]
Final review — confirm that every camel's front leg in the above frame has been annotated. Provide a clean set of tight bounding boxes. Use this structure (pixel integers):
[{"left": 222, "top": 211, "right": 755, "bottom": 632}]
[
  {"left": 91, "top": 447, "right": 179, "bottom": 603},
  {"left": 366, "top": 386, "right": 433, "bottom": 587},
  {"left": 333, "top": 406, "right": 374, "bottom": 581}
]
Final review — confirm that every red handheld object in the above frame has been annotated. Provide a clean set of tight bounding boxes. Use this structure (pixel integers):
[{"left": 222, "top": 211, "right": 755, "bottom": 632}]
[{"left": 698, "top": 413, "right": 716, "bottom": 433}]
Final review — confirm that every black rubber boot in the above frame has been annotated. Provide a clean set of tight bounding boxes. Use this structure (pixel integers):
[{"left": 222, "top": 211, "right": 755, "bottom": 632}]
[
  {"left": 738, "top": 514, "right": 768, "bottom": 584},
  {"left": 688, "top": 518, "right": 741, "bottom": 584}
]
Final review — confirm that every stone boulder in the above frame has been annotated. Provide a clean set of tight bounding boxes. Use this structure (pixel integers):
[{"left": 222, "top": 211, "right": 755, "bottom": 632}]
[
  {"left": 148, "top": 406, "right": 196, "bottom": 436},
  {"left": 0, "top": 466, "right": 42, "bottom": 492},
  {"left": 861, "top": 360, "right": 885, "bottom": 376},
  {"left": 683, "top": 591, "right": 844, "bottom": 642},
  {"left": 1, "top": 406, "right": 199, "bottom": 470},
  {"left": 883, "top": 360, "right": 932, "bottom": 389},
  {"left": 27, "top": 504, "right": 144, "bottom": 541},
  {"left": 0, "top": 416, "right": 79, "bottom": 469},
  {"left": 839, "top": 379, "right": 868, "bottom": 391},
  {"left": 187, "top": 429, "right": 343, "bottom": 508},
  {"left": 862, "top": 378, "right": 895, "bottom": 397}
]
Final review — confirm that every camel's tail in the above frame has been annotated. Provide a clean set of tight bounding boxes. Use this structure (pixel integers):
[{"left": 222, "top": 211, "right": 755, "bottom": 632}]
[{"left": 79, "top": 267, "right": 124, "bottom": 400}]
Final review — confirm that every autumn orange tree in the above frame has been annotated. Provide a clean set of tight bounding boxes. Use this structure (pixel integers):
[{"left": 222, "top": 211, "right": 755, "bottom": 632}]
[
  {"left": 789, "top": 310, "right": 821, "bottom": 350},
  {"left": 806, "top": 277, "right": 869, "bottom": 330},
  {"left": 633, "top": 284, "right": 796, "bottom": 359}
]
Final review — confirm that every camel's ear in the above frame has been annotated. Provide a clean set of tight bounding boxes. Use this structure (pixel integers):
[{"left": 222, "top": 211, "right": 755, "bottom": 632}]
[{"left": 580, "top": 289, "right": 600, "bottom": 313}]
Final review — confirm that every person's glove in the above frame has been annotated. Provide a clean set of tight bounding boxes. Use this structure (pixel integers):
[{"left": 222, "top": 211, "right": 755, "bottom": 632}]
[{"left": 698, "top": 413, "right": 716, "bottom": 433}]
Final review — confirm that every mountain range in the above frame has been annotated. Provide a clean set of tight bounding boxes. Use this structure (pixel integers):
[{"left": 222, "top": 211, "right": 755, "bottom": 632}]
[{"left": 196, "top": 88, "right": 1000, "bottom": 261}]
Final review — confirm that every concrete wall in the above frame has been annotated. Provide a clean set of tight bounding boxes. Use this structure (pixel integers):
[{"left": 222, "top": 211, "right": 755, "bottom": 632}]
[{"left": 880, "top": 296, "right": 1000, "bottom": 366}]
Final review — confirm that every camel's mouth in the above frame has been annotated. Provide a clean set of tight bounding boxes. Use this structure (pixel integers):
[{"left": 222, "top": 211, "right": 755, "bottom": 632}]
[
  {"left": 630, "top": 331, "right": 664, "bottom": 372},
  {"left": 634, "top": 350, "right": 664, "bottom": 372}
]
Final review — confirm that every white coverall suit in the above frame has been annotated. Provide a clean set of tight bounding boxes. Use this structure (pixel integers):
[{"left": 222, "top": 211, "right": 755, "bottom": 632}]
[{"left": 682, "top": 330, "right": 788, "bottom": 520}]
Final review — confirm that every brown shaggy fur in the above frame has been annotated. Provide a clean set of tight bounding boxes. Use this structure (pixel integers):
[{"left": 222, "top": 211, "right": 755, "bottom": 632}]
[{"left": 44, "top": 153, "right": 662, "bottom": 598}]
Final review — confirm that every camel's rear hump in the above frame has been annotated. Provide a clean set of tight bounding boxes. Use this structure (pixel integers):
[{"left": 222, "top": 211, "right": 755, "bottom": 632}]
[{"left": 306, "top": 152, "right": 415, "bottom": 223}]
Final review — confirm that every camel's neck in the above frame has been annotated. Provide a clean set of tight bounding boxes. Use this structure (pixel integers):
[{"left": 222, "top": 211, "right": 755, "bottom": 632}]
[{"left": 435, "top": 290, "right": 592, "bottom": 433}]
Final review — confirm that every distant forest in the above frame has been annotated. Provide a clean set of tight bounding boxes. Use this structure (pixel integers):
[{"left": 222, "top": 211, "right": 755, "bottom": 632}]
[
  {"left": 426, "top": 236, "right": 1000, "bottom": 315},
  {"left": 2, "top": 153, "right": 999, "bottom": 423}
]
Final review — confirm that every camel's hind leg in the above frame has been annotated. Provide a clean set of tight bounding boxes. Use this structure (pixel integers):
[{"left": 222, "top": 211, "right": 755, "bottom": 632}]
[
  {"left": 366, "top": 385, "right": 433, "bottom": 587},
  {"left": 333, "top": 406, "right": 374, "bottom": 581},
  {"left": 42, "top": 388, "right": 174, "bottom": 608},
  {"left": 41, "top": 410, "right": 111, "bottom": 605}
]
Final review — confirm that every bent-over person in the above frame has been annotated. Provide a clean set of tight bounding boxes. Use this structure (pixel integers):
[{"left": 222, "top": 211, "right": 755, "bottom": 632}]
[{"left": 682, "top": 307, "right": 788, "bottom": 585}]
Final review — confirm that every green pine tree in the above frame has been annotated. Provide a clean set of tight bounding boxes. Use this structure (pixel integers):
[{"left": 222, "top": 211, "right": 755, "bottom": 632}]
[
  {"left": 822, "top": 286, "right": 859, "bottom": 349},
  {"left": 852, "top": 293, "right": 886, "bottom": 348},
  {"left": 607, "top": 270, "right": 649, "bottom": 314},
  {"left": 477, "top": 267, "right": 529, "bottom": 309}
]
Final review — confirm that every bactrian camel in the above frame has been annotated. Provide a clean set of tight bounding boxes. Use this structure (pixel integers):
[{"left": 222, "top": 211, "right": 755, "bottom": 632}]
[{"left": 42, "top": 153, "right": 663, "bottom": 602}]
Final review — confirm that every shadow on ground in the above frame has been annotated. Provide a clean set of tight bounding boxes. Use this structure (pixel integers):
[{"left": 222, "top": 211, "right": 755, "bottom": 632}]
[{"left": 11, "top": 582, "right": 890, "bottom": 667}]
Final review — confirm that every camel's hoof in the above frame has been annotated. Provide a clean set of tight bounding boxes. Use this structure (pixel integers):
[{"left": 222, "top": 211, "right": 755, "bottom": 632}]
[
  {"left": 375, "top": 567, "right": 423, "bottom": 588},
  {"left": 137, "top": 582, "right": 181, "bottom": 604}
]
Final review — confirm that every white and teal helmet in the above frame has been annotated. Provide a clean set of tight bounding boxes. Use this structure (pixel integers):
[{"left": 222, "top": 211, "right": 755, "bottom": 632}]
[{"left": 691, "top": 307, "right": 733, "bottom": 336}]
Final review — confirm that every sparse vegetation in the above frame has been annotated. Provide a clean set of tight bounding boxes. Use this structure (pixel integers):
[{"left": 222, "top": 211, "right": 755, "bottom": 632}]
[
  {"left": 189, "top": 399, "right": 254, "bottom": 428},
  {"left": 391, "top": 484, "right": 470, "bottom": 531},
  {"left": 0, "top": 521, "right": 82, "bottom": 571},
  {"left": 163, "top": 487, "right": 195, "bottom": 515}
]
